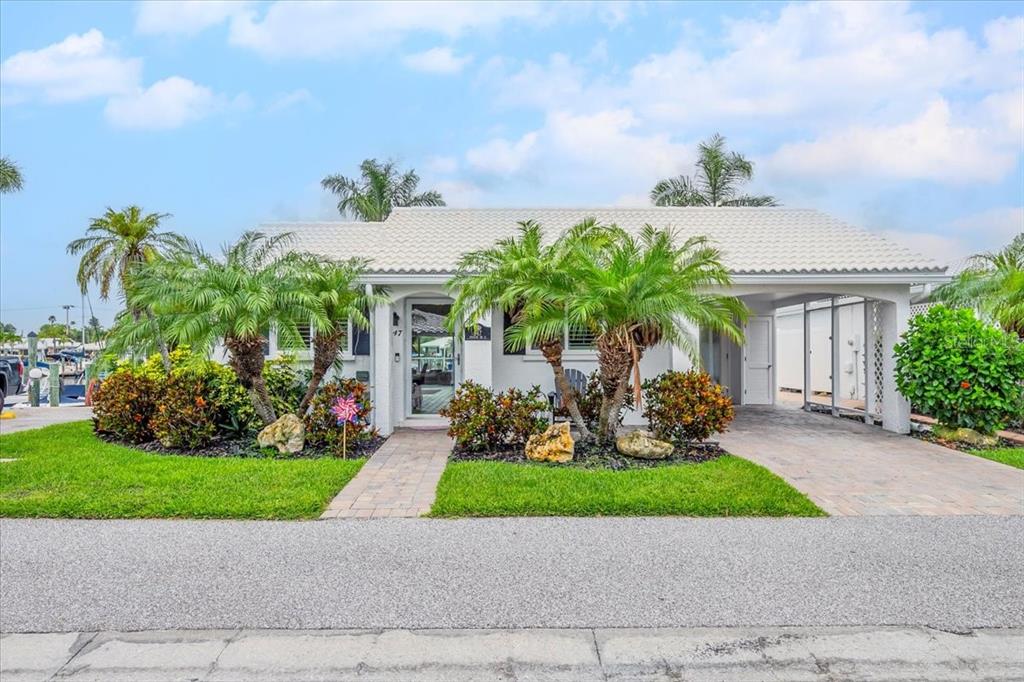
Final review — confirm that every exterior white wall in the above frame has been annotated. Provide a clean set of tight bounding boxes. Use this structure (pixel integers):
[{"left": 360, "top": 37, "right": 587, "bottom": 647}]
[{"left": 776, "top": 303, "right": 865, "bottom": 401}]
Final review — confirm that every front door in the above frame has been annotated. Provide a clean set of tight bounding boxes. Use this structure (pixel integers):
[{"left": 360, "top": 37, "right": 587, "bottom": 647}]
[
  {"left": 743, "top": 316, "right": 774, "bottom": 405},
  {"left": 407, "top": 300, "right": 456, "bottom": 415}
]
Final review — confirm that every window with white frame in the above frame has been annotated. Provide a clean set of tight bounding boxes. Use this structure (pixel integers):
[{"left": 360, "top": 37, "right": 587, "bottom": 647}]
[
  {"left": 276, "top": 320, "right": 351, "bottom": 355},
  {"left": 528, "top": 323, "right": 597, "bottom": 353}
]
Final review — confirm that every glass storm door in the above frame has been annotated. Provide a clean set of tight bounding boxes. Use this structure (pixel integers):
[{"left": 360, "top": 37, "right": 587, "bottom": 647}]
[{"left": 408, "top": 301, "right": 455, "bottom": 415}]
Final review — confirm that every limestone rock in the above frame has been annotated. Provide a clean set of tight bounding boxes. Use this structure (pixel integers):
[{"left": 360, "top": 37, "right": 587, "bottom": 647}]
[
  {"left": 526, "top": 422, "right": 574, "bottom": 463},
  {"left": 258, "top": 413, "right": 305, "bottom": 454},
  {"left": 933, "top": 424, "right": 999, "bottom": 448},
  {"left": 616, "top": 430, "right": 674, "bottom": 459}
]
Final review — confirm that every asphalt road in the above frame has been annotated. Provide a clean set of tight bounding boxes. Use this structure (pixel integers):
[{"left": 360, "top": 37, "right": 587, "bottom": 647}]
[{"left": 1, "top": 516, "right": 1022, "bottom": 633}]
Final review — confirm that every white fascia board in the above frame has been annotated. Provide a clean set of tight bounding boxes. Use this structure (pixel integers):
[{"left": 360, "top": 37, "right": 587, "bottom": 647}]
[{"left": 362, "top": 271, "right": 950, "bottom": 286}]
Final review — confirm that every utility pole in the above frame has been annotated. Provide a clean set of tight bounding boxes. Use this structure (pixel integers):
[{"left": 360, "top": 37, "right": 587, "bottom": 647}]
[{"left": 62, "top": 304, "right": 74, "bottom": 335}]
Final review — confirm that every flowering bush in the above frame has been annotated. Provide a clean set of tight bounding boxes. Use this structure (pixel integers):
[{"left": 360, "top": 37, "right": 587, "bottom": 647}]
[
  {"left": 441, "top": 380, "right": 547, "bottom": 451},
  {"left": 642, "top": 370, "right": 734, "bottom": 443},
  {"left": 304, "top": 379, "right": 374, "bottom": 452},
  {"left": 92, "top": 370, "right": 160, "bottom": 443},
  {"left": 895, "top": 305, "right": 1024, "bottom": 435},
  {"left": 150, "top": 373, "right": 218, "bottom": 449}
]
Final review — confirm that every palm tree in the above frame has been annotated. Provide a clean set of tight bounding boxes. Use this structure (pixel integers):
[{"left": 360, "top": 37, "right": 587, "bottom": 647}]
[
  {"left": 934, "top": 234, "right": 1024, "bottom": 339},
  {"left": 295, "top": 256, "right": 388, "bottom": 415},
  {"left": 122, "top": 232, "right": 328, "bottom": 425},
  {"left": 322, "top": 158, "right": 445, "bottom": 221},
  {"left": 67, "top": 206, "right": 190, "bottom": 371},
  {"left": 0, "top": 157, "right": 24, "bottom": 193},
  {"left": 446, "top": 220, "right": 609, "bottom": 439},
  {"left": 650, "top": 133, "right": 777, "bottom": 207},
  {"left": 565, "top": 225, "right": 748, "bottom": 439}
]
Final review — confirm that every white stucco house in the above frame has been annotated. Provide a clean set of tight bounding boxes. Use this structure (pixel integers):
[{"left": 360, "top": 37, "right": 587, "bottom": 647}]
[{"left": 260, "top": 207, "right": 946, "bottom": 437}]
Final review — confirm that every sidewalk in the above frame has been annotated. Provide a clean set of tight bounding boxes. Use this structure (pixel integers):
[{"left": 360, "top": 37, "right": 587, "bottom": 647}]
[
  {"left": 320, "top": 428, "right": 451, "bottom": 519},
  {"left": 0, "top": 406, "right": 93, "bottom": 435},
  {"left": 4, "top": 626, "right": 1021, "bottom": 681}
]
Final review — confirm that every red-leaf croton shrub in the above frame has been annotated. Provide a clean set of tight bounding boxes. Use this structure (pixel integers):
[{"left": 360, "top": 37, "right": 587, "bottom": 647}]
[
  {"left": 149, "top": 373, "right": 218, "bottom": 449},
  {"left": 304, "top": 378, "right": 375, "bottom": 452},
  {"left": 441, "top": 380, "right": 548, "bottom": 452},
  {"left": 894, "top": 305, "right": 1024, "bottom": 435},
  {"left": 642, "top": 370, "right": 735, "bottom": 443},
  {"left": 92, "top": 369, "right": 160, "bottom": 443}
]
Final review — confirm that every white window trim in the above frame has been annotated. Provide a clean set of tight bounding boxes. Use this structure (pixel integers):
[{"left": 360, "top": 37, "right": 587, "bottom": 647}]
[
  {"left": 523, "top": 324, "right": 596, "bottom": 361},
  {"left": 269, "top": 320, "right": 355, "bottom": 361}
]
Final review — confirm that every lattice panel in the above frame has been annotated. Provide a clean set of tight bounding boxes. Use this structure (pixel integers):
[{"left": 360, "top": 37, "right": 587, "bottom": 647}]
[
  {"left": 910, "top": 302, "right": 934, "bottom": 318},
  {"left": 870, "top": 301, "right": 884, "bottom": 417}
]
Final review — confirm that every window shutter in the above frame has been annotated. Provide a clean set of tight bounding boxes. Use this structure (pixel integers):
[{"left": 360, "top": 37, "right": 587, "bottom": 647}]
[
  {"left": 567, "top": 324, "right": 596, "bottom": 350},
  {"left": 503, "top": 311, "right": 524, "bottom": 355},
  {"left": 353, "top": 326, "right": 370, "bottom": 355}
]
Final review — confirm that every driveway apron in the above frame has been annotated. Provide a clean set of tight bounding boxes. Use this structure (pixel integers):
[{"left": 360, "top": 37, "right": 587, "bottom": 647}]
[{"left": 719, "top": 406, "right": 1024, "bottom": 516}]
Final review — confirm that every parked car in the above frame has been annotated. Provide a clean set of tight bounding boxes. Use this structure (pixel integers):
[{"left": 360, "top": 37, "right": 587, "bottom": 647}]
[
  {"left": 0, "top": 358, "right": 11, "bottom": 415},
  {"left": 0, "top": 355, "right": 25, "bottom": 394}
]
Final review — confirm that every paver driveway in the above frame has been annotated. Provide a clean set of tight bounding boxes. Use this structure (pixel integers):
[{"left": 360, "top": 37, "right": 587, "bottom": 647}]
[{"left": 719, "top": 406, "right": 1024, "bottom": 516}]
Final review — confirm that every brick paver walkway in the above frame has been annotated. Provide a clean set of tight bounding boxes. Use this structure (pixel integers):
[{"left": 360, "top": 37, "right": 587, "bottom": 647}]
[
  {"left": 320, "top": 428, "right": 451, "bottom": 519},
  {"left": 720, "top": 406, "right": 1024, "bottom": 516}
]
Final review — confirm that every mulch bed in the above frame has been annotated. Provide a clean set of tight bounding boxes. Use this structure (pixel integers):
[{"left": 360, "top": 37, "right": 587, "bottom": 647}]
[
  {"left": 910, "top": 429, "right": 1021, "bottom": 453},
  {"left": 97, "top": 429, "right": 388, "bottom": 460},
  {"left": 450, "top": 439, "right": 726, "bottom": 470}
]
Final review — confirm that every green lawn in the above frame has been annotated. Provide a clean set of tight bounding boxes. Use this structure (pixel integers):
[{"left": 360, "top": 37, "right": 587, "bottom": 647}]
[
  {"left": 430, "top": 456, "right": 825, "bottom": 517},
  {"left": 969, "top": 447, "right": 1024, "bottom": 470},
  {"left": 0, "top": 422, "right": 364, "bottom": 520}
]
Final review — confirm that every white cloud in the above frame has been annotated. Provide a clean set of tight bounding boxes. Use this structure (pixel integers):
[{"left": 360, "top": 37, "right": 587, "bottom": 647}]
[
  {"left": 948, "top": 207, "right": 1024, "bottom": 246},
  {"left": 402, "top": 47, "right": 472, "bottom": 74},
  {"left": 432, "top": 179, "right": 484, "bottom": 206},
  {"left": 0, "top": 29, "right": 140, "bottom": 102},
  {"left": 466, "top": 131, "right": 539, "bottom": 176},
  {"left": 766, "top": 99, "right": 1017, "bottom": 185},
  {"left": 135, "top": 1, "right": 249, "bottom": 36},
  {"left": 426, "top": 155, "right": 459, "bottom": 174},
  {"left": 227, "top": 1, "right": 551, "bottom": 59},
  {"left": 266, "top": 88, "right": 320, "bottom": 113},
  {"left": 104, "top": 77, "right": 225, "bottom": 129},
  {"left": 877, "top": 230, "right": 968, "bottom": 268}
]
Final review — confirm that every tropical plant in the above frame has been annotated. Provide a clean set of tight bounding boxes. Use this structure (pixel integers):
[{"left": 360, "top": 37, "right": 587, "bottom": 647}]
[
  {"left": 0, "top": 157, "right": 23, "bottom": 193},
  {"left": 934, "top": 234, "right": 1024, "bottom": 339},
  {"left": 92, "top": 369, "right": 160, "bottom": 443},
  {"left": 86, "top": 315, "right": 105, "bottom": 343},
  {"left": 294, "top": 257, "right": 387, "bottom": 414},
  {"left": 38, "top": 322, "right": 72, "bottom": 341},
  {"left": 67, "top": 206, "right": 190, "bottom": 371},
  {"left": 894, "top": 305, "right": 1024, "bottom": 436},
  {"left": 149, "top": 374, "right": 217, "bottom": 449},
  {"left": 642, "top": 370, "right": 735, "bottom": 443},
  {"left": 116, "top": 232, "right": 329, "bottom": 425},
  {"left": 650, "top": 133, "right": 776, "bottom": 207},
  {"left": 562, "top": 225, "right": 747, "bottom": 439},
  {"left": 304, "top": 378, "right": 375, "bottom": 453},
  {"left": 445, "top": 220, "right": 609, "bottom": 439},
  {"left": 440, "top": 380, "right": 548, "bottom": 452},
  {"left": 321, "top": 158, "right": 445, "bottom": 221}
]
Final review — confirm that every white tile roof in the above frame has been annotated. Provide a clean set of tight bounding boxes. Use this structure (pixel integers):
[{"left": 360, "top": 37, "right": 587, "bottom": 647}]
[{"left": 260, "top": 207, "right": 944, "bottom": 276}]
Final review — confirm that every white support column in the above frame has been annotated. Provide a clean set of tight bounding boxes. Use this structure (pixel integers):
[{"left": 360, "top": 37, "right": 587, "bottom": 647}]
[
  {"left": 880, "top": 293, "right": 911, "bottom": 433},
  {"left": 863, "top": 301, "right": 877, "bottom": 423},
  {"left": 830, "top": 297, "right": 840, "bottom": 416},
  {"left": 802, "top": 303, "right": 811, "bottom": 412},
  {"left": 371, "top": 302, "right": 393, "bottom": 437},
  {"left": 462, "top": 310, "right": 494, "bottom": 389}
]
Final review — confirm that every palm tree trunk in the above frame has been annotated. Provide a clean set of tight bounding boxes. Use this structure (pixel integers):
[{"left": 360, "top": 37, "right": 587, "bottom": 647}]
[
  {"left": 538, "top": 339, "right": 593, "bottom": 440},
  {"left": 298, "top": 329, "right": 343, "bottom": 415},
  {"left": 596, "top": 335, "right": 633, "bottom": 440},
  {"left": 226, "top": 336, "right": 277, "bottom": 425},
  {"left": 142, "top": 308, "right": 172, "bottom": 373}
]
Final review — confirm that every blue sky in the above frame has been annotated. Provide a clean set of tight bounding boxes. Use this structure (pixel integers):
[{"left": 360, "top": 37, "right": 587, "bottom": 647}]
[{"left": 1, "top": 0, "right": 1022, "bottom": 332}]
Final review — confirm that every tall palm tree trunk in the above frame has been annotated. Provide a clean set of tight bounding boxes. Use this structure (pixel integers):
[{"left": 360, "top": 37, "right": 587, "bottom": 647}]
[
  {"left": 538, "top": 339, "right": 593, "bottom": 440},
  {"left": 596, "top": 335, "right": 634, "bottom": 440},
  {"left": 226, "top": 336, "right": 277, "bottom": 425},
  {"left": 298, "top": 329, "right": 344, "bottom": 415}
]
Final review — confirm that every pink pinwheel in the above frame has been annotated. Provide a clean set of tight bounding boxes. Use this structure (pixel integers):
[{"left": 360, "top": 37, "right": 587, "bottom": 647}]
[
  {"left": 331, "top": 395, "right": 359, "bottom": 425},
  {"left": 331, "top": 394, "right": 359, "bottom": 458}
]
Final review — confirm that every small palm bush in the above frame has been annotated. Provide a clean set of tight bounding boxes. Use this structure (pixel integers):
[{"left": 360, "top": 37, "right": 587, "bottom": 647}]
[
  {"left": 642, "top": 370, "right": 735, "bottom": 443},
  {"left": 894, "top": 306, "right": 1024, "bottom": 435}
]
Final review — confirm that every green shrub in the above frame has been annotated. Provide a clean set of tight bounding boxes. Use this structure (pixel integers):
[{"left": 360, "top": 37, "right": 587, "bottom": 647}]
[
  {"left": 642, "top": 370, "right": 735, "bottom": 443},
  {"left": 441, "top": 381, "right": 547, "bottom": 452},
  {"left": 894, "top": 305, "right": 1024, "bottom": 435},
  {"left": 304, "top": 378, "right": 375, "bottom": 452},
  {"left": 264, "top": 355, "right": 303, "bottom": 417},
  {"left": 92, "top": 370, "right": 160, "bottom": 443},
  {"left": 150, "top": 373, "right": 218, "bottom": 449}
]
